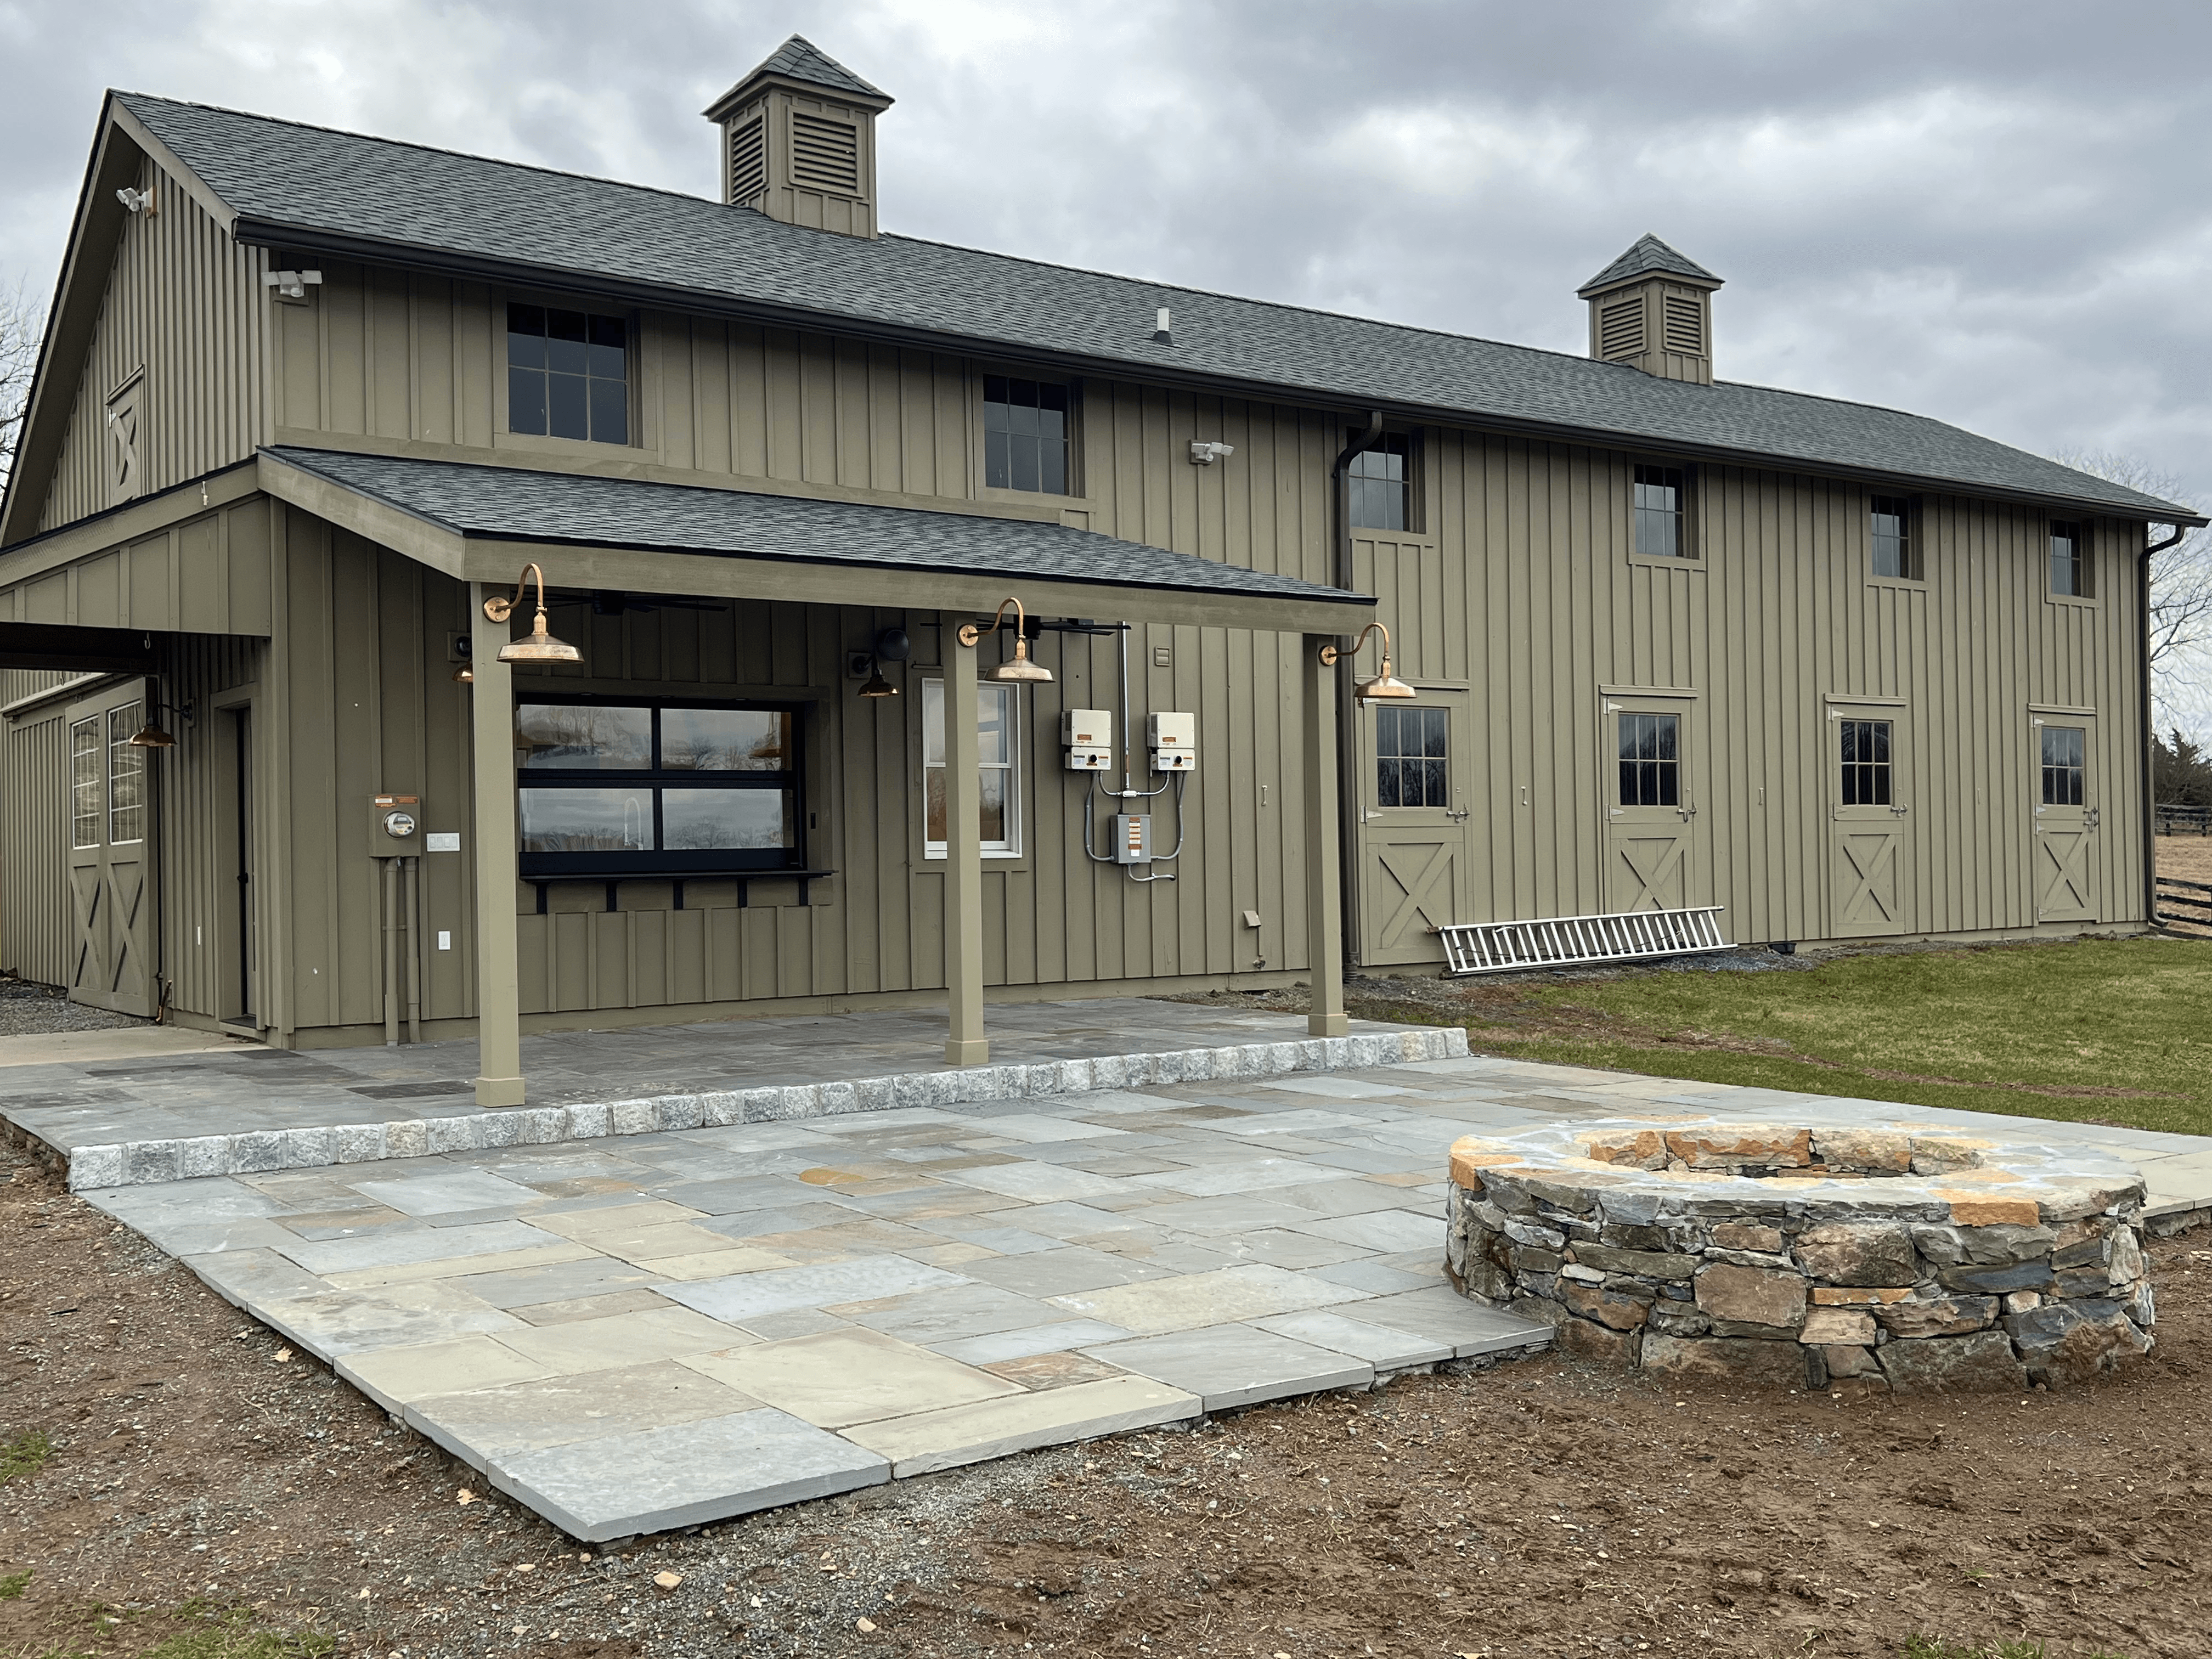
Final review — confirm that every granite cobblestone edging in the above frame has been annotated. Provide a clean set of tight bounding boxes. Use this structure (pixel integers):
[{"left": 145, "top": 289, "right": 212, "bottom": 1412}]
[
  {"left": 1444, "top": 1117, "right": 2157, "bottom": 1394},
  {"left": 54, "top": 1027, "right": 1469, "bottom": 1192}
]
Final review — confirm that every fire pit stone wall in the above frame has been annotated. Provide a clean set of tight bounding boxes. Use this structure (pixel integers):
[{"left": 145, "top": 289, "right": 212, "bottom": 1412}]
[{"left": 1444, "top": 1119, "right": 2153, "bottom": 1393}]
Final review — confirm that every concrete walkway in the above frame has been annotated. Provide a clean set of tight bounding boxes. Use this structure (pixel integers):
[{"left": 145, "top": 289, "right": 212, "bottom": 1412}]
[{"left": 79, "top": 1049, "right": 2212, "bottom": 1542}]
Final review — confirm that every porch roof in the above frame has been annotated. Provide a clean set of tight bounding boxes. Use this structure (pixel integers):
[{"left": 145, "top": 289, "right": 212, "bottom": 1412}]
[{"left": 260, "top": 447, "right": 1375, "bottom": 633}]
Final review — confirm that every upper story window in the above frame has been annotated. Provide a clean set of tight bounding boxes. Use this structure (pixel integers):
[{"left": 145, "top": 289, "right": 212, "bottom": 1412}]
[
  {"left": 1348, "top": 434, "right": 1413, "bottom": 532},
  {"left": 984, "top": 376, "right": 1069, "bottom": 494},
  {"left": 1634, "top": 464, "right": 1688, "bottom": 558},
  {"left": 2049, "top": 520, "right": 2089, "bottom": 597},
  {"left": 507, "top": 304, "right": 629, "bottom": 445},
  {"left": 512, "top": 698, "right": 799, "bottom": 874},
  {"left": 1871, "top": 495, "right": 1920, "bottom": 580}
]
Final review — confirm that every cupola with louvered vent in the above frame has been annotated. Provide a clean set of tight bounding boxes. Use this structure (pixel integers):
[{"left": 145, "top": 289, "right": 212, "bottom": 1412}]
[
  {"left": 703, "top": 35, "right": 891, "bottom": 239},
  {"left": 1577, "top": 234, "right": 1723, "bottom": 386}
]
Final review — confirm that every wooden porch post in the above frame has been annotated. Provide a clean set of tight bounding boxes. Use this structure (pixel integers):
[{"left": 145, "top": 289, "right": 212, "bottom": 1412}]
[
  {"left": 470, "top": 584, "right": 526, "bottom": 1106},
  {"left": 1303, "top": 633, "right": 1349, "bottom": 1037},
  {"left": 943, "top": 613, "right": 988, "bottom": 1065}
]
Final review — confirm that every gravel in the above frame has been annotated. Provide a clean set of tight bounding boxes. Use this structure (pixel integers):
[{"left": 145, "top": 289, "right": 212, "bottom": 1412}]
[{"left": 0, "top": 978, "right": 153, "bottom": 1036}]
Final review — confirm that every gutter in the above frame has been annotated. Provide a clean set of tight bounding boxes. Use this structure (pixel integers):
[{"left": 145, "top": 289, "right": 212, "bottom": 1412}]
[
  {"left": 2141, "top": 523, "right": 2186, "bottom": 927},
  {"left": 1331, "top": 411, "right": 1385, "bottom": 970},
  {"left": 226, "top": 219, "right": 2208, "bottom": 533}
]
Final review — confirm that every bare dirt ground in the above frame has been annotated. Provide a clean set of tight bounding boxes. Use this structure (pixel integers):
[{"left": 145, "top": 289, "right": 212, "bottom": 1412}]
[{"left": 4, "top": 1143, "right": 2209, "bottom": 1659}]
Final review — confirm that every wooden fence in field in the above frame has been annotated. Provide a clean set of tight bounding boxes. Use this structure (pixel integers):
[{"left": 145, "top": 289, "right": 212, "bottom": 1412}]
[
  {"left": 2157, "top": 803, "right": 2212, "bottom": 836},
  {"left": 2156, "top": 874, "right": 2212, "bottom": 933}
]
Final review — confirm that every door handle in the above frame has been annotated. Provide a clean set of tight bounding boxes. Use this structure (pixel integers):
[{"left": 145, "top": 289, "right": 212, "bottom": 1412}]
[{"left": 1890, "top": 803, "right": 1909, "bottom": 817}]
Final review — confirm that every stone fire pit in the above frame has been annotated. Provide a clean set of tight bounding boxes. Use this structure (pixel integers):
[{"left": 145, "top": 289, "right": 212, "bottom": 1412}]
[{"left": 1444, "top": 1119, "right": 2154, "bottom": 1392}]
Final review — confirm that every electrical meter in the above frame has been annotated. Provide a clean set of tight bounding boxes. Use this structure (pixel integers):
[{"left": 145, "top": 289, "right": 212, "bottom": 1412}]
[
  {"left": 371, "top": 794, "right": 422, "bottom": 852},
  {"left": 1062, "top": 708, "right": 1113, "bottom": 771},
  {"left": 1148, "top": 712, "right": 1196, "bottom": 773}
]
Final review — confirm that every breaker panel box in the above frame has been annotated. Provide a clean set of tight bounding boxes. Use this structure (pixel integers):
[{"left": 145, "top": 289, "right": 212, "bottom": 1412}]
[
  {"left": 1148, "top": 712, "right": 1197, "bottom": 773},
  {"left": 1110, "top": 813, "right": 1152, "bottom": 864},
  {"left": 1062, "top": 708, "right": 1113, "bottom": 771}
]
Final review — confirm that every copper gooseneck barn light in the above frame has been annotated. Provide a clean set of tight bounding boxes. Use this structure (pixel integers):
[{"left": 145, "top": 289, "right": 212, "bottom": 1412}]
[
  {"left": 481, "top": 563, "right": 583, "bottom": 665},
  {"left": 958, "top": 598, "right": 1054, "bottom": 684},
  {"left": 1318, "top": 622, "right": 1415, "bottom": 702}
]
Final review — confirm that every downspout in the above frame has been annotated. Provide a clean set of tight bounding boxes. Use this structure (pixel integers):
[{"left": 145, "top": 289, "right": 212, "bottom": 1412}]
[
  {"left": 1330, "top": 411, "right": 1386, "bottom": 972},
  {"left": 2140, "top": 523, "right": 2185, "bottom": 927}
]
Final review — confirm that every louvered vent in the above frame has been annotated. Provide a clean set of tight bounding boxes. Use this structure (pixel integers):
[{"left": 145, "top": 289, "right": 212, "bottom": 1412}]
[
  {"left": 728, "top": 112, "right": 767, "bottom": 203},
  {"left": 1599, "top": 298, "right": 1645, "bottom": 360},
  {"left": 1662, "top": 294, "right": 1703, "bottom": 354},
  {"left": 789, "top": 111, "right": 862, "bottom": 196}
]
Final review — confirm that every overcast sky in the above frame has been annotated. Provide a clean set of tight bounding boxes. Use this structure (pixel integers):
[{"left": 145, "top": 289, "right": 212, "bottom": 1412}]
[{"left": 5, "top": 0, "right": 2211, "bottom": 730}]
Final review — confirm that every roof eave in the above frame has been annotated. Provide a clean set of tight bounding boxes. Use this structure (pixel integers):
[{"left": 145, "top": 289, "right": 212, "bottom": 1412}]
[{"left": 223, "top": 217, "right": 2206, "bottom": 532}]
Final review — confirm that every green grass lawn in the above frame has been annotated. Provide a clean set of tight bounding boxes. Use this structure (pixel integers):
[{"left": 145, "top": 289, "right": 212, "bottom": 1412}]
[{"left": 1410, "top": 938, "right": 2212, "bottom": 1138}]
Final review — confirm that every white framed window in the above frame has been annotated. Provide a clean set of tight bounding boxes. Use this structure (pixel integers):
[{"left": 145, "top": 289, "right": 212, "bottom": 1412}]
[
  {"left": 922, "top": 679, "right": 1020, "bottom": 857},
  {"left": 70, "top": 716, "right": 101, "bottom": 849},
  {"left": 106, "top": 704, "right": 146, "bottom": 845}
]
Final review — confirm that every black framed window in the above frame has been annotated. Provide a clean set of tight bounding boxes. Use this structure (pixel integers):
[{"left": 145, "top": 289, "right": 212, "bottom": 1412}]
[
  {"left": 2041, "top": 725, "right": 2086, "bottom": 806},
  {"left": 1839, "top": 719, "right": 1892, "bottom": 806},
  {"left": 1348, "top": 433, "right": 1412, "bottom": 532},
  {"left": 1634, "top": 465, "right": 1687, "bottom": 558},
  {"left": 1618, "top": 713, "right": 1679, "bottom": 806},
  {"left": 2050, "top": 520, "right": 2087, "bottom": 597},
  {"left": 984, "top": 375, "right": 1070, "bottom": 494},
  {"left": 514, "top": 699, "right": 799, "bottom": 874},
  {"left": 1375, "top": 705, "right": 1448, "bottom": 807},
  {"left": 507, "top": 304, "right": 629, "bottom": 445},
  {"left": 1871, "top": 495, "right": 1918, "bottom": 579}
]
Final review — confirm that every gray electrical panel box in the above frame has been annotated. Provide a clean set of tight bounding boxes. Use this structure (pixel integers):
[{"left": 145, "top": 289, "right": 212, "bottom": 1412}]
[
  {"left": 371, "top": 793, "right": 422, "bottom": 852},
  {"left": 1110, "top": 813, "right": 1152, "bottom": 864}
]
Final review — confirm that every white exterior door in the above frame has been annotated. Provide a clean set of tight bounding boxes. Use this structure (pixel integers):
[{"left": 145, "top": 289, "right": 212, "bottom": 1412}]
[
  {"left": 66, "top": 680, "right": 158, "bottom": 1017},
  {"left": 2033, "top": 713, "right": 2099, "bottom": 924}
]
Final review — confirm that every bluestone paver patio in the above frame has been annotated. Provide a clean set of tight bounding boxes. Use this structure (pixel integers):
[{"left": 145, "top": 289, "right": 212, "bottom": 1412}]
[{"left": 55, "top": 1019, "right": 2212, "bottom": 1543}]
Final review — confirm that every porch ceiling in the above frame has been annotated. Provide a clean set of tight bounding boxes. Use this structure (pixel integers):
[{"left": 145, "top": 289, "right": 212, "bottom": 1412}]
[
  {"left": 257, "top": 447, "right": 1375, "bottom": 635},
  {"left": 0, "top": 620, "right": 157, "bottom": 674}
]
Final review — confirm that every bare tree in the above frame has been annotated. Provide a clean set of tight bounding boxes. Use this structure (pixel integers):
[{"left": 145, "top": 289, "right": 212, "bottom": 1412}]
[
  {"left": 2050, "top": 450, "right": 2212, "bottom": 724},
  {"left": 0, "top": 277, "right": 44, "bottom": 496}
]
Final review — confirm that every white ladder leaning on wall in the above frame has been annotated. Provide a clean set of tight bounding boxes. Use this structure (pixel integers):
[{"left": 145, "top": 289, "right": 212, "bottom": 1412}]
[{"left": 1437, "top": 907, "right": 1732, "bottom": 976}]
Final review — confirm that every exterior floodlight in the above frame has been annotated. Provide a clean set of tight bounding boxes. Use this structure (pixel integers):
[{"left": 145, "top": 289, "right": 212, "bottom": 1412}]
[
  {"left": 857, "top": 663, "right": 899, "bottom": 698},
  {"left": 482, "top": 563, "right": 583, "bottom": 665},
  {"left": 958, "top": 597, "right": 1054, "bottom": 684},
  {"left": 1318, "top": 622, "right": 1415, "bottom": 702}
]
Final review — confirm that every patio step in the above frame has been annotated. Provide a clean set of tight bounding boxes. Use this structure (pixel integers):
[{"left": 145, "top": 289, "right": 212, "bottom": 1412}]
[{"left": 44, "top": 1024, "right": 1469, "bottom": 1192}]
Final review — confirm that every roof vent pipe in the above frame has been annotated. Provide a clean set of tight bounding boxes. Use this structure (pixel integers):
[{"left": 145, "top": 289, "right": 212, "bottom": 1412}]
[{"left": 1153, "top": 308, "right": 1172, "bottom": 345}]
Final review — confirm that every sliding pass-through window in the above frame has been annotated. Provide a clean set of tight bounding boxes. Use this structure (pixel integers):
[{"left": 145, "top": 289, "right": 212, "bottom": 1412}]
[{"left": 514, "top": 700, "right": 800, "bottom": 873}]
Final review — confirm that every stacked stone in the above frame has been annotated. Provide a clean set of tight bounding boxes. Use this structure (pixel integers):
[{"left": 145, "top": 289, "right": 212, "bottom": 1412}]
[{"left": 1444, "top": 1121, "right": 2155, "bottom": 1393}]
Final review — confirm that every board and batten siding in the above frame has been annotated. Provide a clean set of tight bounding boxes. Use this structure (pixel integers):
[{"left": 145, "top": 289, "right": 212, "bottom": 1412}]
[{"left": 36, "top": 155, "right": 269, "bottom": 534}]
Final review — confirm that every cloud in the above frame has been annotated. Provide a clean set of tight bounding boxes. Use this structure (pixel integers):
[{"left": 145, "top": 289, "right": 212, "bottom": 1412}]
[{"left": 4, "top": 0, "right": 2210, "bottom": 732}]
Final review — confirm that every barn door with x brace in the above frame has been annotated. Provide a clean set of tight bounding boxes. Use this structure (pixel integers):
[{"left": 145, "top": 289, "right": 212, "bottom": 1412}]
[
  {"left": 1825, "top": 698, "right": 1914, "bottom": 938},
  {"left": 1357, "top": 691, "right": 1468, "bottom": 965},
  {"left": 1604, "top": 692, "right": 1703, "bottom": 912},
  {"left": 66, "top": 679, "right": 159, "bottom": 1017},
  {"left": 2032, "top": 710, "right": 2099, "bottom": 924}
]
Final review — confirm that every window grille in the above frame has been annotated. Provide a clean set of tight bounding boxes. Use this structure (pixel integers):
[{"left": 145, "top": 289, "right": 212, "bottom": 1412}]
[
  {"left": 1839, "top": 719, "right": 1892, "bottom": 806},
  {"left": 1376, "top": 706, "right": 1448, "bottom": 808},
  {"left": 1617, "top": 713, "right": 1680, "bottom": 806},
  {"left": 1599, "top": 298, "right": 1644, "bottom": 359},
  {"left": 728, "top": 112, "right": 767, "bottom": 202},
  {"left": 107, "top": 704, "right": 146, "bottom": 845},
  {"left": 789, "top": 112, "right": 861, "bottom": 195},
  {"left": 70, "top": 716, "right": 100, "bottom": 849},
  {"left": 1661, "top": 294, "right": 1703, "bottom": 354},
  {"left": 984, "top": 376, "right": 1070, "bottom": 495},
  {"left": 2041, "top": 725, "right": 2086, "bottom": 806},
  {"left": 507, "top": 304, "right": 629, "bottom": 445},
  {"left": 922, "top": 681, "right": 1020, "bottom": 856},
  {"left": 1871, "top": 495, "right": 1916, "bottom": 580},
  {"left": 1348, "top": 433, "right": 1412, "bottom": 532},
  {"left": 1633, "top": 465, "right": 1687, "bottom": 558},
  {"left": 2049, "top": 521, "right": 2087, "bottom": 597}
]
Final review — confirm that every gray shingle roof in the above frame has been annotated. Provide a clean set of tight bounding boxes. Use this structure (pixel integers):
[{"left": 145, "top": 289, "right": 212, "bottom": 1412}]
[
  {"left": 720, "top": 35, "right": 887, "bottom": 104},
  {"left": 264, "top": 447, "right": 1371, "bottom": 606},
  {"left": 120, "top": 94, "right": 2196, "bottom": 524},
  {"left": 1579, "top": 234, "right": 1721, "bottom": 296}
]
